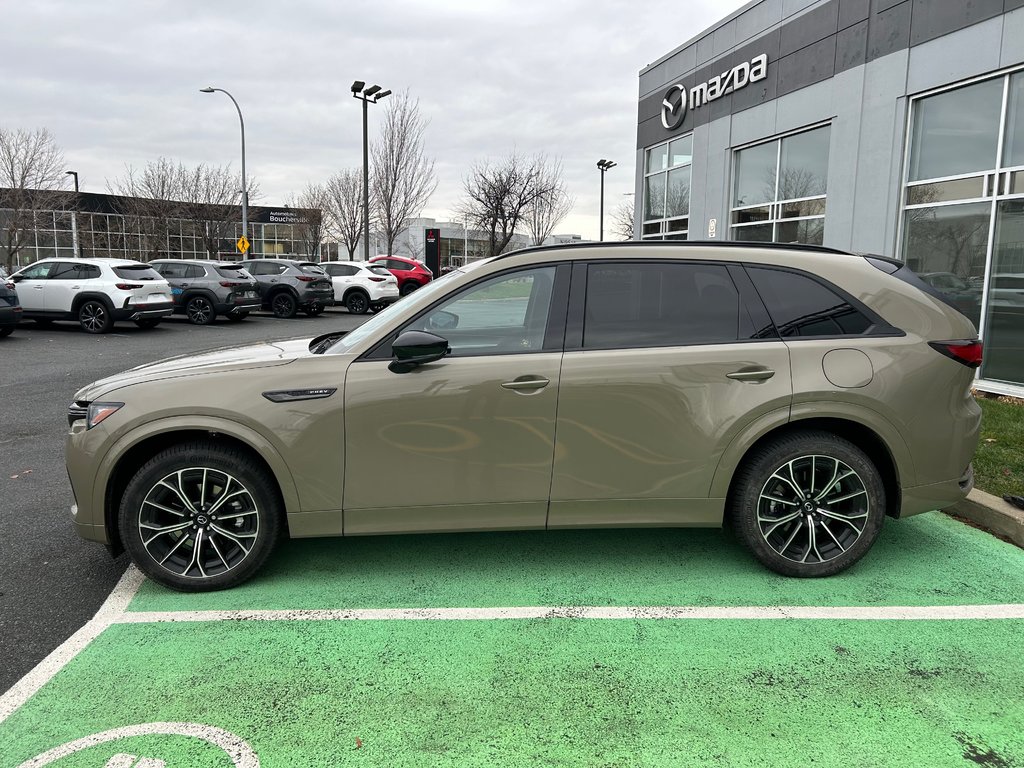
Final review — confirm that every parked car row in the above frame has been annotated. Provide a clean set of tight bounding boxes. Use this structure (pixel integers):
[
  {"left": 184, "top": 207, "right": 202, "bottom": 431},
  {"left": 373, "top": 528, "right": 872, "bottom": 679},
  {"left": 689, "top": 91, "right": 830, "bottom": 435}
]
[{"left": 1, "top": 256, "right": 434, "bottom": 335}]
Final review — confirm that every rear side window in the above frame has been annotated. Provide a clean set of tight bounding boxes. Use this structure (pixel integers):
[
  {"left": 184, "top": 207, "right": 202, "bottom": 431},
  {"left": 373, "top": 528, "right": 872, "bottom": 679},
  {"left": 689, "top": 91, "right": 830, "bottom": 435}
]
[
  {"left": 746, "top": 266, "right": 874, "bottom": 337},
  {"left": 113, "top": 265, "right": 162, "bottom": 281},
  {"left": 582, "top": 262, "right": 742, "bottom": 349},
  {"left": 216, "top": 265, "right": 251, "bottom": 279}
]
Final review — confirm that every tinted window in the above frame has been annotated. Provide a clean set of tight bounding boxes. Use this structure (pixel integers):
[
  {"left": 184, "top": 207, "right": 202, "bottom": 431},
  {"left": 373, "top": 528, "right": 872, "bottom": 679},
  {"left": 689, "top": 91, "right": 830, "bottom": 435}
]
[
  {"left": 156, "top": 262, "right": 186, "bottom": 278},
  {"left": 18, "top": 262, "right": 53, "bottom": 279},
  {"left": 77, "top": 264, "right": 101, "bottom": 280},
  {"left": 746, "top": 267, "right": 873, "bottom": 337},
  {"left": 185, "top": 265, "right": 206, "bottom": 279},
  {"left": 583, "top": 263, "right": 740, "bottom": 349},
  {"left": 298, "top": 264, "right": 325, "bottom": 275},
  {"left": 367, "top": 266, "right": 392, "bottom": 278},
  {"left": 216, "top": 265, "right": 252, "bottom": 279},
  {"left": 49, "top": 262, "right": 80, "bottom": 280},
  {"left": 113, "top": 265, "right": 162, "bottom": 281}
]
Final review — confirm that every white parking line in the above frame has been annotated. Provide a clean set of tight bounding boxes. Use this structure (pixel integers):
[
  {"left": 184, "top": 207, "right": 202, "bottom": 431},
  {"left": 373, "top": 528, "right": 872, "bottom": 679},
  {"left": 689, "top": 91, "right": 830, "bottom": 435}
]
[
  {"left": 117, "top": 604, "right": 1024, "bottom": 623},
  {"left": 3, "top": 563, "right": 1023, "bottom": 728}
]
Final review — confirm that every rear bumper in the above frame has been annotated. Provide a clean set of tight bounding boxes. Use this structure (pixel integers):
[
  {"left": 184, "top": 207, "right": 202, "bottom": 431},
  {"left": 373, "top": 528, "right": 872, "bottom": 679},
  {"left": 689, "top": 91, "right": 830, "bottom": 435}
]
[
  {"left": 298, "top": 289, "right": 334, "bottom": 307},
  {"left": 0, "top": 305, "right": 21, "bottom": 328},
  {"left": 113, "top": 300, "right": 175, "bottom": 321},
  {"left": 217, "top": 297, "right": 262, "bottom": 314},
  {"left": 898, "top": 464, "right": 974, "bottom": 518}
]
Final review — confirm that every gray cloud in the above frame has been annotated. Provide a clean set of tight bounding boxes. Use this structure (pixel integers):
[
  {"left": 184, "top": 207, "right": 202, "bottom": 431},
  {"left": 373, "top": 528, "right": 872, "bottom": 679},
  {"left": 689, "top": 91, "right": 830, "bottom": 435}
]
[{"left": 1, "top": 0, "right": 744, "bottom": 239}]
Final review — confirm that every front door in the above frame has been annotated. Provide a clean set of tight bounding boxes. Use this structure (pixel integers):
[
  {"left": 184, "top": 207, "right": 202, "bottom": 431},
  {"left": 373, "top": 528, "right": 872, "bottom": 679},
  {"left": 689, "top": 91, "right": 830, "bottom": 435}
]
[
  {"left": 13, "top": 261, "right": 52, "bottom": 312},
  {"left": 343, "top": 264, "right": 567, "bottom": 534}
]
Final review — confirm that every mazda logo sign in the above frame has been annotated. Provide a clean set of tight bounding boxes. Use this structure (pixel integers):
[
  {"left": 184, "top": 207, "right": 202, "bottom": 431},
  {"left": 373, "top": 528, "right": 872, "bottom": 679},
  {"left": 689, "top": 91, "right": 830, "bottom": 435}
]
[{"left": 661, "top": 83, "right": 687, "bottom": 130}]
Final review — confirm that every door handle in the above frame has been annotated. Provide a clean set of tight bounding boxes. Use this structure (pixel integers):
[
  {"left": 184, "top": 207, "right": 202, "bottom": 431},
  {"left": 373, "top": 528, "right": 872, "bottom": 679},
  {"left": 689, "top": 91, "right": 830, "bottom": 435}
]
[
  {"left": 727, "top": 368, "right": 775, "bottom": 382},
  {"left": 501, "top": 377, "right": 550, "bottom": 391}
]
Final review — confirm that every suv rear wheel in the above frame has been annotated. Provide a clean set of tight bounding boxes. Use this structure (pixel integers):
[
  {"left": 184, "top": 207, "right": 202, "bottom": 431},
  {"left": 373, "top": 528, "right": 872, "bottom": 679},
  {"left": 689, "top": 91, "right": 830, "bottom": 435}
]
[
  {"left": 400, "top": 282, "right": 418, "bottom": 296},
  {"left": 78, "top": 299, "right": 113, "bottom": 334},
  {"left": 729, "top": 430, "right": 885, "bottom": 577},
  {"left": 271, "top": 292, "right": 297, "bottom": 319},
  {"left": 118, "top": 441, "right": 282, "bottom": 591},
  {"left": 345, "top": 291, "right": 369, "bottom": 314},
  {"left": 185, "top": 295, "right": 216, "bottom": 325}
]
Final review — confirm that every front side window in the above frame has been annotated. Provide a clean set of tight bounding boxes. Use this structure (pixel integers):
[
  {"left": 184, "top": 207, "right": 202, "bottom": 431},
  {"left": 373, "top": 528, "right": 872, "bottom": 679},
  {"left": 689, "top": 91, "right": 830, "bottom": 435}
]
[
  {"left": 731, "top": 125, "right": 830, "bottom": 246},
  {"left": 583, "top": 262, "right": 740, "bottom": 349},
  {"left": 642, "top": 135, "right": 692, "bottom": 241},
  {"left": 746, "top": 267, "right": 873, "bottom": 337},
  {"left": 402, "top": 267, "right": 557, "bottom": 356},
  {"left": 18, "top": 262, "right": 53, "bottom": 279}
]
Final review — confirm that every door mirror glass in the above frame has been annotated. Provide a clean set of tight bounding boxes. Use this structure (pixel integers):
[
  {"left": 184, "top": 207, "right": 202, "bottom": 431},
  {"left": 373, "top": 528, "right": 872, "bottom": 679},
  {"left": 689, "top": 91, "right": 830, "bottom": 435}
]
[{"left": 389, "top": 330, "right": 450, "bottom": 373}]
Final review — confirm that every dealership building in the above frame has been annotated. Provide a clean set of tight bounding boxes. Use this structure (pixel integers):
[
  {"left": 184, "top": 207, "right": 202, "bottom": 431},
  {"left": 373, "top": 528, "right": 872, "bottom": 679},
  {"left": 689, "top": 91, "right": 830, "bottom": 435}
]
[{"left": 636, "top": 0, "right": 1024, "bottom": 395}]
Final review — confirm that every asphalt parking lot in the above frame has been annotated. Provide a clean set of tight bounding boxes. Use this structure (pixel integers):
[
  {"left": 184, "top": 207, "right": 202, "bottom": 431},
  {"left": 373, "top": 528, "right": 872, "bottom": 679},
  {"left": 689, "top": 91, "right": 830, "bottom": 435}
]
[{"left": 2, "top": 309, "right": 1024, "bottom": 767}]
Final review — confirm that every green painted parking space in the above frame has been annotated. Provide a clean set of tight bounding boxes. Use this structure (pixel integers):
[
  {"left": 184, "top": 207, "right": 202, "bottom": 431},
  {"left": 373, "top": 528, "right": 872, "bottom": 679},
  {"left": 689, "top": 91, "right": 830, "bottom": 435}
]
[
  {"left": 3, "top": 618, "right": 1022, "bottom": 766},
  {"left": 130, "top": 512, "right": 1024, "bottom": 612},
  {"left": 3, "top": 512, "right": 1023, "bottom": 767}
]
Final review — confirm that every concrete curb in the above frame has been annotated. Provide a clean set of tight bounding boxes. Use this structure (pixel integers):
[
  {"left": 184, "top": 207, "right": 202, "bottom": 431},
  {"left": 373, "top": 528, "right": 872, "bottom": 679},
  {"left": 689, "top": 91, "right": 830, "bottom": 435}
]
[{"left": 950, "top": 489, "right": 1024, "bottom": 548}]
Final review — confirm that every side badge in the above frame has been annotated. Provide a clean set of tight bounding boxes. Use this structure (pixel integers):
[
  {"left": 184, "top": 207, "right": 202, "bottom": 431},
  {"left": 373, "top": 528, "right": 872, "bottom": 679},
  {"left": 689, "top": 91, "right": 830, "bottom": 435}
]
[{"left": 262, "top": 388, "right": 337, "bottom": 403}]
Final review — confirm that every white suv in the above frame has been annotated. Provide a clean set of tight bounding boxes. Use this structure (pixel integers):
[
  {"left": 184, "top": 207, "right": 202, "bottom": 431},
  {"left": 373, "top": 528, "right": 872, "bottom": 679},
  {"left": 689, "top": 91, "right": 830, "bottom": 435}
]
[
  {"left": 10, "top": 258, "right": 174, "bottom": 333},
  {"left": 320, "top": 260, "right": 400, "bottom": 314}
]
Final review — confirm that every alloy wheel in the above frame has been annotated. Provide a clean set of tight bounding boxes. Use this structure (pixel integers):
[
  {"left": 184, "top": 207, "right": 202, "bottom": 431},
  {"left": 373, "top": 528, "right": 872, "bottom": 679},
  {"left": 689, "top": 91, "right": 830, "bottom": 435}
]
[
  {"left": 80, "top": 302, "right": 107, "bottom": 333},
  {"left": 187, "top": 297, "right": 213, "bottom": 324},
  {"left": 137, "top": 467, "right": 260, "bottom": 579},
  {"left": 756, "top": 455, "right": 869, "bottom": 565}
]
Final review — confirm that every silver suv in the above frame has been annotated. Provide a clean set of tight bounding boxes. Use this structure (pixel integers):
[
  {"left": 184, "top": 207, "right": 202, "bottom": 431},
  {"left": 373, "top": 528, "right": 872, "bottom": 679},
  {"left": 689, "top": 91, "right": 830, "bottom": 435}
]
[
  {"left": 241, "top": 259, "right": 334, "bottom": 318},
  {"left": 151, "top": 260, "right": 261, "bottom": 325}
]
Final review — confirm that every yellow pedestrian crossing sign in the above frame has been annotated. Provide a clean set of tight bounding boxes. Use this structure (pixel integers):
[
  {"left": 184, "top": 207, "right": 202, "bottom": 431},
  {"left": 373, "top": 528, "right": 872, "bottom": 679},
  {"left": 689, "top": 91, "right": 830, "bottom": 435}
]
[{"left": 237, "top": 235, "right": 250, "bottom": 254}]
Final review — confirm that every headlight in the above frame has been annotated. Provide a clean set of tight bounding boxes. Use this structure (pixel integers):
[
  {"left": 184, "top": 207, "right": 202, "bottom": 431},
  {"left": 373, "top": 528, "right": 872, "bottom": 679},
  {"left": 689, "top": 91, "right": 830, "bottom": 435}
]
[{"left": 86, "top": 402, "right": 124, "bottom": 429}]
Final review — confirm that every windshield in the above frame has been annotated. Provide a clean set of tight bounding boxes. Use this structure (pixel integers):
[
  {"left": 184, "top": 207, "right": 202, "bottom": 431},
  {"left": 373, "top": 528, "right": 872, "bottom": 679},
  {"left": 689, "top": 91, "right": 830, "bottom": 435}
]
[{"left": 323, "top": 261, "right": 493, "bottom": 354}]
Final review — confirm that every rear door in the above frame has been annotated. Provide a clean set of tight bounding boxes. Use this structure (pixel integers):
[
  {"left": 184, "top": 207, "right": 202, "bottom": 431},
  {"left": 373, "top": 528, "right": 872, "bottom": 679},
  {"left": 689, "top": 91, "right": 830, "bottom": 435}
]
[
  {"left": 41, "top": 261, "right": 83, "bottom": 311},
  {"left": 548, "top": 260, "right": 792, "bottom": 528}
]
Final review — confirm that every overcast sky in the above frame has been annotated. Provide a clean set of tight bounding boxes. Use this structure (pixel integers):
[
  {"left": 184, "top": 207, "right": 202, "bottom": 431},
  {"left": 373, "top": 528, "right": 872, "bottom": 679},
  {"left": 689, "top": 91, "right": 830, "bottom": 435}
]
[{"left": 1, "top": 0, "right": 747, "bottom": 241}]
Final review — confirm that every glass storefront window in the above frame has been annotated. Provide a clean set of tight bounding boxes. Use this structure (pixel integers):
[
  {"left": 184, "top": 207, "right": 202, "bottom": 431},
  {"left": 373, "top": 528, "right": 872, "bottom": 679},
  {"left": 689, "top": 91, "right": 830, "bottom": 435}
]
[
  {"left": 731, "top": 125, "right": 829, "bottom": 244},
  {"left": 908, "top": 78, "right": 1002, "bottom": 182},
  {"left": 642, "top": 134, "right": 692, "bottom": 240},
  {"left": 981, "top": 200, "right": 1024, "bottom": 385},
  {"left": 1003, "top": 72, "right": 1024, "bottom": 169}
]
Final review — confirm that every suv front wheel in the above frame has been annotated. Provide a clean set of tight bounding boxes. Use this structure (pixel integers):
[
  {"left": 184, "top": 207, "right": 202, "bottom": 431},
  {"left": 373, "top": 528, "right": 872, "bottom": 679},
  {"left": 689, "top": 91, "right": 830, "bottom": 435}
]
[
  {"left": 729, "top": 430, "right": 885, "bottom": 577},
  {"left": 118, "top": 441, "right": 282, "bottom": 591}
]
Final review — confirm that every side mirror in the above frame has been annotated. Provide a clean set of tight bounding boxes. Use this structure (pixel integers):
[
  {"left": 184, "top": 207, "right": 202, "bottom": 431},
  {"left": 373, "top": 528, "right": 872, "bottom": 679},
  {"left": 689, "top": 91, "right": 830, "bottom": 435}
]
[
  {"left": 9, "top": 274, "right": 22, "bottom": 282},
  {"left": 389, "top": 330, "right": 450, "bottom": 374},
  {"left": 427, "top": 309, "right": 459, "bottom": 331}
]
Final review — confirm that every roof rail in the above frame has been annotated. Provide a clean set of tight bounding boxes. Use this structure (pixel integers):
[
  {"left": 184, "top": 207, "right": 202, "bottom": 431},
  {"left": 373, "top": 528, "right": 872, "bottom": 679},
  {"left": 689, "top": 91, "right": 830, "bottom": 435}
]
[{"left": 492, "top": 239, "right": 853, "bottom": 262}]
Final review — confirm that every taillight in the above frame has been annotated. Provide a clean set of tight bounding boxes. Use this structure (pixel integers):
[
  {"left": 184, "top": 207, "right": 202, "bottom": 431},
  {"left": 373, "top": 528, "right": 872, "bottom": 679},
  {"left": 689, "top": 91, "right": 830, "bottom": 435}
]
[
  {"left": 296, "top": 276, "right": 316, "bottom": 282},
  {"left": 220, "top": 281, "right": 243, "bottom": 287},
  {"left": 4, "top": 281, "right": 13, "bottom": 290},
  {"left": 115, "top": 283, "right": 144, "bottom": 290},
  {"left": 368, "top": 276, "right": 386, "bottom": 282},
  {"left": 929, "top": 340, "right": 983, "bottom": 368}
]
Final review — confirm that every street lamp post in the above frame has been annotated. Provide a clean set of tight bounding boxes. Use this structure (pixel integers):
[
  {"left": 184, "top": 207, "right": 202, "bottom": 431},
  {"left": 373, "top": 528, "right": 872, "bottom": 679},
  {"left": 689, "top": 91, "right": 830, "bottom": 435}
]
[
  {"left": 200, "top": 86, "right": 248, "bottom": 257},
  {"left": 351, "top": 81, "right": 391, "bottom": 261},
  {"left": 596, "top": 159, "right": 616, "bottom": 242},
  {"left": 65, "top": 170, "right": 80, "bottom": 258}
]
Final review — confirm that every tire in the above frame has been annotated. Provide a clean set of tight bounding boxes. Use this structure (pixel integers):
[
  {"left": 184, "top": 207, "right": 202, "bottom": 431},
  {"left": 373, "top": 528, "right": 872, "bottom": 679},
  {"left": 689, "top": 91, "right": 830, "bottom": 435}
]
[
  {"left": 271, "top": 292, "right": 297, "bottom": 319},
  {"left": 118, "top": 441, "right": 282, "bottom": 592},
  {"left": 225, "top": 312, "right": 249, "bottom": 322},
  {"left": 345, "top": 291, "right": 370, "bottom": 315},
  {"left": 729, "top": 430, "right": 885, "bottom": 578},
  {"left": 400, "top": 282, "right": 418, "bottom": 297},
  {"left": 185, "top": 295, "right": 216, "bottom": 325},
  {"left": 304, "top": 304, "right": 325, "bottom": 317},
  {"left": 0, "top": 327, "right": 12, "bottom": 337},
  {"left": 134, "top": 319, "right": 161, "bottom": 329},
  {"left": 78, "top": 300, "right": 113, "bottom": 334}
]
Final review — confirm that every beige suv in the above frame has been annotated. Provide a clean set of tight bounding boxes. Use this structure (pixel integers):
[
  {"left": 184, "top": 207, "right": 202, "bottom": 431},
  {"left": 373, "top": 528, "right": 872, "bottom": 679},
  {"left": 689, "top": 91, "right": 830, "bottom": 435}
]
[{"left": 65, "top": 243, "right": 982, "bottom": 591}]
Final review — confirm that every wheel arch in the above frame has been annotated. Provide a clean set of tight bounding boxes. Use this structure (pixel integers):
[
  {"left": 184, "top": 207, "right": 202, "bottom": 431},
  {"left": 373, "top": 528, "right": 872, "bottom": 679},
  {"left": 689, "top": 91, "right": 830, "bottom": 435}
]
[
  {"left": 718, "top": 417, "right": 904, "bottom": 521},
  {"left": 71, "top": 292, "right": 115, "bottom": 313},
  {"left": 343, "top": 286, "right": 370, "bottom": 301},
  {"left": 99, "top": 419, "right": 299, "bottom": 556}
]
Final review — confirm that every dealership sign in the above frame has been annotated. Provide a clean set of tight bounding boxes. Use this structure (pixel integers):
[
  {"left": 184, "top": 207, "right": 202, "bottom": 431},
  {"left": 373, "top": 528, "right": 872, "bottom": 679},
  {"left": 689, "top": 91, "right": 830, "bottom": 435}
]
[{"left": 661, "top": 54, "right": 768, "bottom": 130}]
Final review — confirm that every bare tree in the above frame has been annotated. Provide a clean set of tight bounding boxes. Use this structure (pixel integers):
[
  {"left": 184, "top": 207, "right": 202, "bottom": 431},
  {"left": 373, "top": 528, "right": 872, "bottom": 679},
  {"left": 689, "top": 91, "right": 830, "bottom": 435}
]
[
  {"left": 108, "top": 158, "right": 182, "bottom": 261},
  {"left": 0, "top": 127, "right": 72, "bottom": 271},
  {"left": 176, "top": 163, "right": 260, "bottom": 260},
  {"left": 523, "top": 156, "right": 573, "bottom": 245},
  {"left": 287, "top": 184, "right": 327, "bottom": 260},
  {"left": 459, "top": 152, "right": 561, "bottom": 258},
  {"left": 323, "top": 169, "right": 365, "bottom": 259},
  {"left": 612, "top": 200, "right": 635, "bottom": 241},
  {"left": 370, "top": 91, "right": 437, "bottom": 256}
]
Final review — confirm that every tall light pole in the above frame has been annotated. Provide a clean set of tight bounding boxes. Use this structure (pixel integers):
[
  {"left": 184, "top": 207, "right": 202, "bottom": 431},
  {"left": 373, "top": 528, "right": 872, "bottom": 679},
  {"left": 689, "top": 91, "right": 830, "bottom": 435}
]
[
  {"left": 65, "top": 170, "right": 80, "bottom": 258},
  {"left": 596, "top": 159, "right": 616, "bottom": 242},
  {"left": 352, "top": 81, "right": 391, "bottom": 261},
  {"left": 200, "top": 86, "right": 248, "bottom": 257}
]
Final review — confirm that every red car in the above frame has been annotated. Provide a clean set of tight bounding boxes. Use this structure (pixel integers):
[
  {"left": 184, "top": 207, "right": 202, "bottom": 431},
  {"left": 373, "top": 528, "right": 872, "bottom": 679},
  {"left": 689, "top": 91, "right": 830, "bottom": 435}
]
[{"left": 370, "top": 255, "right": 433, "bottom": 296}]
